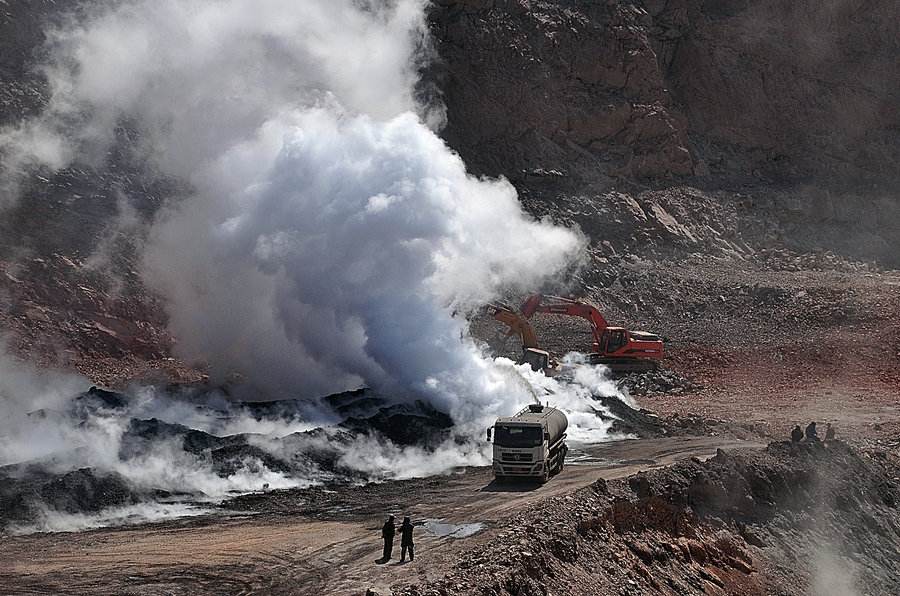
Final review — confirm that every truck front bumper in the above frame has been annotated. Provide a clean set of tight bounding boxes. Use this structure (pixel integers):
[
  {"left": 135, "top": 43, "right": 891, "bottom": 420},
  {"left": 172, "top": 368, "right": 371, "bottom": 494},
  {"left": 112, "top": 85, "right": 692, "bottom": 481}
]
[{"left": 493, "top": 461, "right": 546, "bottom": 477}]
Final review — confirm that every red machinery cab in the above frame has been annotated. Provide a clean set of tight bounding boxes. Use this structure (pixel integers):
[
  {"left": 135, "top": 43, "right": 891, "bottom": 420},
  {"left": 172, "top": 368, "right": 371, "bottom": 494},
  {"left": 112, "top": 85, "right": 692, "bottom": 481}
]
[{"left": 590, "top": 327, "right": 664, "bottom": 372}]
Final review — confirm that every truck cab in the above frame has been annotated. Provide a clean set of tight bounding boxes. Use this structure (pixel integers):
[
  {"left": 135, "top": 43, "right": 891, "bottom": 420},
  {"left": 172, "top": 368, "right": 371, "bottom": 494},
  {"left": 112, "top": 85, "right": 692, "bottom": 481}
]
[{"left": 486, "top": 404, "right": 568, "bottom": 482}]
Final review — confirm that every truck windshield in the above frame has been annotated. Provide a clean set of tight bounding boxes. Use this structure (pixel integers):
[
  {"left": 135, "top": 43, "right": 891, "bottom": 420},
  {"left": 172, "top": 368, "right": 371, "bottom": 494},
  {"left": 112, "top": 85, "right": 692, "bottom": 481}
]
[{"left": 494, "top": 425, "right": 543, "bottom": 447}]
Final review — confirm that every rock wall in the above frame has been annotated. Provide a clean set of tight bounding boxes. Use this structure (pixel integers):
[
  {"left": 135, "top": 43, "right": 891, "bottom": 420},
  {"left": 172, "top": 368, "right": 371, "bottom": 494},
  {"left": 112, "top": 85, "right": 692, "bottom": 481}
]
[
  {"left": 428, "top": 0, "right": 900, "bottom": 265},
  {"left": 430, "top": 0, "right": 694, "bottom": 182},
  {"left": 656, "top": 0, "right": 900, "bottom": 183},
  {"left": 430, "top": 0, "right": 900, "bottom": 186}
]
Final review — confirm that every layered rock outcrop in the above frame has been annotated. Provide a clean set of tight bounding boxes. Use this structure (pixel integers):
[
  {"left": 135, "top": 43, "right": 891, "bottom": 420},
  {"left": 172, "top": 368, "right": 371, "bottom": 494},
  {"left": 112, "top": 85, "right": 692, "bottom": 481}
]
[
  {"left": 431, "top": 0, "right": 900, "bottom": 186},
  {"left": 430, "top": 0, "right": 694, "bottom": 181}
]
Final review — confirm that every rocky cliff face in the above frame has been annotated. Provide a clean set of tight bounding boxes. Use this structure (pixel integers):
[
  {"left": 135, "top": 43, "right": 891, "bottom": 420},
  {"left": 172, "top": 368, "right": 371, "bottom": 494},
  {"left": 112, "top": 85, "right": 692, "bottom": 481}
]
[
  {"left": 428, "top": 0, "right": 900, "bottom": 266},
  {"left": 3, "top": 0, "right": 897, "bottom": 261},
  {"left": 431, "top": 0, "right": 900, "bottom": 186},
  {"left": 430, "top": 0, "right": 694, "bottom": 182},
  {"left": 658, "top": 0, "right": 900, "bottom": 184},
  {"left": 0, "top": 0, "right": 898, "bottom": 380}
]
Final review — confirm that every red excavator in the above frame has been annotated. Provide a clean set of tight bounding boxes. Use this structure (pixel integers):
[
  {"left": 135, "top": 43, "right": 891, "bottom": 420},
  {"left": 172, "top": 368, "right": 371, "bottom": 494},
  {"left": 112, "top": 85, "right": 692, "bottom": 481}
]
[
  {"left": 521, "top": 294, "right": 663, "bottom": 372},
  {"left": 489, "top": 294, "right": 664, "bottom": 373}
]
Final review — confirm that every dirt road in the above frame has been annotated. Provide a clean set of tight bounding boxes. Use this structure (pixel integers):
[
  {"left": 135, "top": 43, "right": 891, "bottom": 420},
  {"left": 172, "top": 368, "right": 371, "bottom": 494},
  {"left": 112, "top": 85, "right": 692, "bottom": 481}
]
[{"left": 0, "top": 435, "right": 761, "bottom": 596}]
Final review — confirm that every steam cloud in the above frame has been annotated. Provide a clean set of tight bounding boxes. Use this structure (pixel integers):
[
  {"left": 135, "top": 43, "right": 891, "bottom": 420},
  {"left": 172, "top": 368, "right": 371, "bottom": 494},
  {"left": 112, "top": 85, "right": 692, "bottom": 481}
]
[
  {"left": 0, "top": 0, "right": 631, "bottom": 531},
  {"left": 1, "top": 347, "right": 624, "bottom": 535},
  {"left": 3, "top": 0, "right": 585, "bottom": 417}
]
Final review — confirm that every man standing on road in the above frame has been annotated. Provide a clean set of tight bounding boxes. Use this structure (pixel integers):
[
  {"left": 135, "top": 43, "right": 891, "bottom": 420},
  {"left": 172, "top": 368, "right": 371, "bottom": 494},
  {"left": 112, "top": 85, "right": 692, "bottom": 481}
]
[
  {"left": 399, "top": 516, "right": 415, "bottom": 563},
  {"left": 824, "top": 423, "right": 836, "bottom": 442},
  {"left": 380, "top": 515, "right": 396, "bottom": 562},
  {"left": 791, "top": 425, "right": 803, "bottom": 442}
]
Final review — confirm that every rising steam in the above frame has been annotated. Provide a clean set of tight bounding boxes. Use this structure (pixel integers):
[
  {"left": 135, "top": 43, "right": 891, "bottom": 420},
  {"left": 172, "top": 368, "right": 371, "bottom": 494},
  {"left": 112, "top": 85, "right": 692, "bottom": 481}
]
[
  {"left": 0, "top": 0, "right": 628, "bottom": 531},
  {"left": 2, "top": 0, "right": 585, "bottom": 418}
]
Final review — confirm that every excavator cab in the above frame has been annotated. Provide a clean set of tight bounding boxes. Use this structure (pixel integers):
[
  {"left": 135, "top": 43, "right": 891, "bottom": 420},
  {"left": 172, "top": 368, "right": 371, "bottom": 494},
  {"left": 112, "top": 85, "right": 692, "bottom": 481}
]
[
  {"left": 592, "top": 327, "right": 664, "bottom": 371},
  {"left": 600, "top": 328, "right": 627, "bottom": 353}
]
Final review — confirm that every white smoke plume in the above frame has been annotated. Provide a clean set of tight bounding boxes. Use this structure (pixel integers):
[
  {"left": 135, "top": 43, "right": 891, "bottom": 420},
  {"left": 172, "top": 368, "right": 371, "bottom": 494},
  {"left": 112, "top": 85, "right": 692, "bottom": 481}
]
[
  {"left": 0, "top": 346, "right": 310, "bottom": 497},
  {"left": 0, "top": 342, "right": 627, "bottom": 534},
  {"left": 812, "top": 547, "right": 862, "bottom": 596},
  {"left": 141, "top": 108, "right": 584, "bottom": 415},
  {"left": 2, "top": 0, "right": 590, "bottom": 423},
  {"left": 0, "top": 0, "right": 636, "bottom": 534},
  {"left": 0, "top": 341, "right": 91, "bottom": 464}
]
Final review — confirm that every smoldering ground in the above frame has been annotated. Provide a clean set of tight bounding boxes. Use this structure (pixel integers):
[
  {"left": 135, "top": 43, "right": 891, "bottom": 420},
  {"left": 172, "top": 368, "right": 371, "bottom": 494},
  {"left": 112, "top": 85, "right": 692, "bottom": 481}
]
[{"left": 0, "top": 345, "right": 639, "bottom": 533}]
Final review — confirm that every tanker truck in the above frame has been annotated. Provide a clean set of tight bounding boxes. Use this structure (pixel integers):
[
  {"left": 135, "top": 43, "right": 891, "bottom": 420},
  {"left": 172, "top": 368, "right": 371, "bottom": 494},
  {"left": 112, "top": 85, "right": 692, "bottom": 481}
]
[{"left": 486, "top": 404, "right": 568, "bottom": 483}]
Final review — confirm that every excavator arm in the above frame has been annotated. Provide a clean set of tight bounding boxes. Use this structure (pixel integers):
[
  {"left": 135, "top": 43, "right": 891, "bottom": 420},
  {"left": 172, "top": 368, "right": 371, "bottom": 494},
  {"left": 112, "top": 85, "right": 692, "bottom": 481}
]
[
  {"left": 520, "top": 294, "right": 608, "bottom": 349},
  {"left": 519, "top": 294, "right": 664, "bottom": 370},
  {"left": 489, "top": 294, "right": 664, "bottom": 374},
  {"left": 487, "top": 302, "right": 539, "bottom": 349}
]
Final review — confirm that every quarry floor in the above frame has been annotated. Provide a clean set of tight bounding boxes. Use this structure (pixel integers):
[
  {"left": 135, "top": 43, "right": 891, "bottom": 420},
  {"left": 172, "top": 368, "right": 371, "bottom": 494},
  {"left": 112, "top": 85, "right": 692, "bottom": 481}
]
[
  {"left": 1, "top": 286, "right": 897, "bottom": 595},
  {"left": 640, "top": 330, "right": 900, "bottom": 449},
  {"left": 3, "top": 214, "right": 899, "bottom": 595},
  {"left": 0, "top": 435, "right": 762, "bottom": 595}
]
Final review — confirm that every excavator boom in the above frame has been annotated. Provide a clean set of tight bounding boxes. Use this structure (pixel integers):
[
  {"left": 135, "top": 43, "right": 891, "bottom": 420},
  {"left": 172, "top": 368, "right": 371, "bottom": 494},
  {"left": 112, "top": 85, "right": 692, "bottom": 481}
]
[
  {"left": 520, "top": 294, "right": 608, "bottom": 349},
  {"left": 488, "top": 294, "right": 664, "bottom": 374},
  {"left": 520, "top": 294, "right": 664, "bottom": 371},
  {"left": 487, "top": 303, "right": 539, "bottom": 349}
]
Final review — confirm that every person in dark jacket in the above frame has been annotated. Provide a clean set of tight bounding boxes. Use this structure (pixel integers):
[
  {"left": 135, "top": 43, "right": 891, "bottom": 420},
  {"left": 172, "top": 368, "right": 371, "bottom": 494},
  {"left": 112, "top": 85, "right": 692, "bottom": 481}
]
[
  {"left": 805, "top": 421, "right": 819, "bottom": 441},
  {"left": 790, "top": 425, "right": 803, "bottom": 443},
  {"left": 399, "top": 516, "right": 415, "bottom": 562},
  {"left": 381, "top": 515, "right": 396, "bottom": 561}
]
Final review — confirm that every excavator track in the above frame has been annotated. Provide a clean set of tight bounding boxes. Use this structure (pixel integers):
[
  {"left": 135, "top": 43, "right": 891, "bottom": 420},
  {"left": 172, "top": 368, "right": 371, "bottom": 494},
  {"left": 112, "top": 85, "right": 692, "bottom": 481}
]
[{"left": 588, "top": 356, "right": 660, "bottom": 374}]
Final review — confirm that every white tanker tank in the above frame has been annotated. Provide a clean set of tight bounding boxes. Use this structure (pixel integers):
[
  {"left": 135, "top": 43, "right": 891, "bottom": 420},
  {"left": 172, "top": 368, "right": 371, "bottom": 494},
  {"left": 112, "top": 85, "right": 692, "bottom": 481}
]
[{"left": 486, "top": 404, "right": 569, "bottom": 483}]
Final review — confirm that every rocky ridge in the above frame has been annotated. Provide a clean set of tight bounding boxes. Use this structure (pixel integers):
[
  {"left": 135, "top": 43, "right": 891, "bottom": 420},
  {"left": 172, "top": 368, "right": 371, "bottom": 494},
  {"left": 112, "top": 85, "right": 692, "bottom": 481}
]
[{"left": 393, "top": 441, "right": 900, "bottom": 595}]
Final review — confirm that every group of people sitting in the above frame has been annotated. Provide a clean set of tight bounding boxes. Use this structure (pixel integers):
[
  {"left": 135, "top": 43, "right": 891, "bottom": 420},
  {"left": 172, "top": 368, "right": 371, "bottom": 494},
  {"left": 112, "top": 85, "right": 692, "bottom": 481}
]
[
  {"left": 791, "top": 421, "right": 836, "bottom": 442},
  {"left": 378, "top": 515, "right": 415, "bottom": 564}
]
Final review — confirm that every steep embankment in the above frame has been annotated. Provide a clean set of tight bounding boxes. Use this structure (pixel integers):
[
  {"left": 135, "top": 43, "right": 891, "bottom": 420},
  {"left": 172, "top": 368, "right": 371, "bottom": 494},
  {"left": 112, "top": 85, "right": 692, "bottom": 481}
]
[{"left": 394, "top": 441, "right": 900, "bottom": 595}]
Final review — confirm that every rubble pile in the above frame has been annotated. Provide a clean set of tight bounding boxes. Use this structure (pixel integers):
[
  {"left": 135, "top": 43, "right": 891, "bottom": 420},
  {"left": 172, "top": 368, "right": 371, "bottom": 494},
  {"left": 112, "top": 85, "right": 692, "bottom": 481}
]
[
  {"left": 0, "top": 384, "right": 697, "bottom": 532},
  {"left": 0, "top": 467, "right": 141, "bottom": 528},
  {"left": 340, "top": 401, "right": 455, "bottom": 447},
  {"left": 758, "top": 248, "right": 876, "bottom": 273},
  {"left": 394, "top": 441, "right": 900, "bottom": 596},
  {"left": 589, "top": 394, "right": 666, "bottom": 438},
  {"left": 617, "top": 368, "right": 700, "bottom": 396}
]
